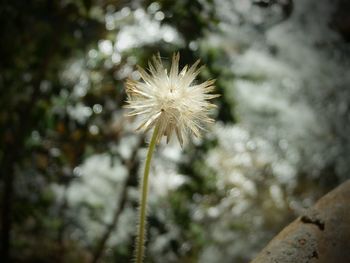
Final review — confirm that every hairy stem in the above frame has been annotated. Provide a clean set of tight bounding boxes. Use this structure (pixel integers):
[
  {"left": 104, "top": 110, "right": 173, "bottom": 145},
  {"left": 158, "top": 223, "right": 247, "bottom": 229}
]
[{"left": 135, "top": 125, "right": 159, "bottom": 263}]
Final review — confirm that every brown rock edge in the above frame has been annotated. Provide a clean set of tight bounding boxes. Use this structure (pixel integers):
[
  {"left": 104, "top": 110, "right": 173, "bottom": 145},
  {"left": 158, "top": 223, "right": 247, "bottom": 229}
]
[{"left": 250, "top": 180, "right": 350, "bottom": 263}]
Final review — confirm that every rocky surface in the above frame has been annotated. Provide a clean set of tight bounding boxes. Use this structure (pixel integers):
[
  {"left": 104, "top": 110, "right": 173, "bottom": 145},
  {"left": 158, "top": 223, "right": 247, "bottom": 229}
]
[{"left": 251, "top": 180, "right": 350, "bottom": 263}]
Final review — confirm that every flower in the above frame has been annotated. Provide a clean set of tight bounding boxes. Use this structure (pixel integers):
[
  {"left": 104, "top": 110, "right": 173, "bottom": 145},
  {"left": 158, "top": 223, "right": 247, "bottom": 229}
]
[{"left": 125, "top": 53, "right": 219, "bottom": 146}]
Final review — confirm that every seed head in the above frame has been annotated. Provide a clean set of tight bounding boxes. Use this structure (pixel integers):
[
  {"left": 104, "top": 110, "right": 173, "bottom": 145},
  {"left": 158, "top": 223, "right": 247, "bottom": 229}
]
[{"left": 125, "top": 53, "right": 219, "bottom": 146}]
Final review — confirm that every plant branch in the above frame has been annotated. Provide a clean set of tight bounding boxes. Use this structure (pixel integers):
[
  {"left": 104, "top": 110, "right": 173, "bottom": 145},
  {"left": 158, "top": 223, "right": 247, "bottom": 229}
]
[
  {"left": 135, "top": 125, "right": 159, "bottom": 263},
  {"left": 91, "top": 136, "right": 143, "bottom": 263}
]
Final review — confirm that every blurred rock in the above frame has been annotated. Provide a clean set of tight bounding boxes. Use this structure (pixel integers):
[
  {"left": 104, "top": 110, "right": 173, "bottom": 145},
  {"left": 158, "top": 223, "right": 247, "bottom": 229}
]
[{"left": 251, "top": 180, "right": 350, "bottom": 263}]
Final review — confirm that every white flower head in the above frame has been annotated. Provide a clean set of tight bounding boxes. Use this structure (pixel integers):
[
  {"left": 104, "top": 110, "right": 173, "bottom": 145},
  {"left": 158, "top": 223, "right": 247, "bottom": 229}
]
[{"left": 125, "top": 53, "right": 219, "bottom": 146}]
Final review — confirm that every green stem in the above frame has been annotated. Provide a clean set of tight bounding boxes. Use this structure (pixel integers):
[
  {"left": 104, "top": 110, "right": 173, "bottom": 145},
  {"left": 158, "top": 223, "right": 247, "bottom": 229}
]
[{"left": 135, "top": 125, "right": 159, "bottom": 263}]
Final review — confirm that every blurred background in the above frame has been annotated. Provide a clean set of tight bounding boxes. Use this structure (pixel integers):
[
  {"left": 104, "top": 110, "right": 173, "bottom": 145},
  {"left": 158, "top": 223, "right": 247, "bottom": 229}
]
[{"left": 1, "top": 0, "right": 350, "bottom": 262}]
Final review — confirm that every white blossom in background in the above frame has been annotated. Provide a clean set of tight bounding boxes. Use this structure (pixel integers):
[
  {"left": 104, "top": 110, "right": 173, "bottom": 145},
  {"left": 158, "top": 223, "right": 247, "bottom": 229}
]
[
  {"left": 210, "top": 0, "right": 350, "bottom": 180},
  {"left": 52, "top": 154, "right": 135, "bottom": 247},
  {"left": 106, "top": 7, "right": 183, "bottom": 52},
  {"left": 194, "top": 0, "right": 350, "bottom": 262}
]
